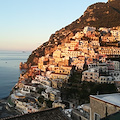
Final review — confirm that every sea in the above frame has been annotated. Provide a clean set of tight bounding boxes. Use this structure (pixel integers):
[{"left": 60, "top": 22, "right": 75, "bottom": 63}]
[{"left": 0, "top": 50, "right": 31, "bottom": 99}]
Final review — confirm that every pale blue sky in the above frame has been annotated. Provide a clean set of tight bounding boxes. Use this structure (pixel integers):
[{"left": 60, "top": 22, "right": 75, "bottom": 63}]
[{"left": 0, "top": 0, "right": 107, "bottom": 51}]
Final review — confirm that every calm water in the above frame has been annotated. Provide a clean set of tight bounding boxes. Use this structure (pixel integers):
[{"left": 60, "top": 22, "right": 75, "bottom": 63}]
[{"left": 0, "top": 51, "right": 30, "bottom": 99}]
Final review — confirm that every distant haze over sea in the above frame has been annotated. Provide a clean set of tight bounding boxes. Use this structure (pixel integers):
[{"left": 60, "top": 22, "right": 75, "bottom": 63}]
[{"left": 0, "top": 51, "right": 30, "bottom": 99}]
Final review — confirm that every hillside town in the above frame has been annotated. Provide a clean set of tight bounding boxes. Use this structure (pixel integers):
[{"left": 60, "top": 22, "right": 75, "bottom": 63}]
[{"left": 7, "top": 26, "right": 120, "bottom": 120}]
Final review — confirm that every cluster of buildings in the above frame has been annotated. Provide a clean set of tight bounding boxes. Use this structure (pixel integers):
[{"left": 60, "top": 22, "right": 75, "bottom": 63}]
[
  {"left": 7, "top": 26, "right": 120, "bottom": 119},
  {"left": 82, "top": 60, "right": 120, "bottom": 85},
  {"left": 8, "top": 91, "right": 40, "bottom": 114}
]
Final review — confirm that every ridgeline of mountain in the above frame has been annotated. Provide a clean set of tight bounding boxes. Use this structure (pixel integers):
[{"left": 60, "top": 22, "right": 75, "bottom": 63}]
[
  {"left": 65, "top": 0, "right": 120, "bottom": 31},
  {"left": 24, "top": 0, "right": 120, "bottom": 67}
]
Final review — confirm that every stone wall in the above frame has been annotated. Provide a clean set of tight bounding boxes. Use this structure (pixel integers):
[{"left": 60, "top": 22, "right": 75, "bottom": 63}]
[{"left": 90, "top": 97, "right": 120, "bottom": 120}]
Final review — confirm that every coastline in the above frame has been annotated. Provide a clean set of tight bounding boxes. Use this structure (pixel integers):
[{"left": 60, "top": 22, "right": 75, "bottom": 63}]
[
  {"left": 0, "top": 96, "right": 20, "bottom": 119},
  {"left": 0, "top": 96, "right": 8, "bottom": 101},
  {"left": 0, "top": 50, "right": 30, "bottom": 100}
]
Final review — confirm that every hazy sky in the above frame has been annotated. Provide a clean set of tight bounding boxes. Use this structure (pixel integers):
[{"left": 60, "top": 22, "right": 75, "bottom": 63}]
[{"left": 0, "top": 0, "right": 107, "bottom": 51}]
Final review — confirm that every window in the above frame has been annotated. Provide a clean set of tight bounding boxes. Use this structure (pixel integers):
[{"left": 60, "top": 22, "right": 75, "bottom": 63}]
[
  {"left": 94, "top": 113, "right": 100, "bottom": 120},
  {"left": 79, "top": 116, "right": 82, "bottom": 120}
]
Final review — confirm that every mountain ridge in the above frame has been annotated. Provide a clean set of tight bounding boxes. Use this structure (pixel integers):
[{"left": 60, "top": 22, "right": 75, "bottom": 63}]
[{"left": 24, "top": 0, "right": 120, "bottom": 67}]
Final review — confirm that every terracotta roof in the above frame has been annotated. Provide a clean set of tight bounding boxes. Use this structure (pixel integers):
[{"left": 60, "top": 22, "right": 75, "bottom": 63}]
[{"left": 3, "top": 107, "right": 70, "bottom": 120}]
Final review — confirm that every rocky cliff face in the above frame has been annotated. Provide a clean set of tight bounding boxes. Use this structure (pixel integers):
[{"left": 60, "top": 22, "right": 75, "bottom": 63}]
[{"left": 24, "top": 0, "right": 120, "bottom": 67}]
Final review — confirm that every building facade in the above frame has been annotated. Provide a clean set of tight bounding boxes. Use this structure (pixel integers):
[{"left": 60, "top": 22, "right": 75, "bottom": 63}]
[{"left": 90, "top": 93, "right": 120, "bottom": 120}]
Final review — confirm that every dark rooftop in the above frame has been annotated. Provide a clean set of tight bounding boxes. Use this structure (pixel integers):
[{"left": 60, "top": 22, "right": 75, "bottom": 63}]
[{"left": 2, "top": 107, "right": 70, "bottom": 120}]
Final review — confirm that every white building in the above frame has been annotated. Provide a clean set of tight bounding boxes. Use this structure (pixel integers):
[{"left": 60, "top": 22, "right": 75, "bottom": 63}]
[
  {"left": 32, "top": 75, "right": 51, "bottom": 87},
  {"left": 21, "top": 84, "right": 38, "bottom": 94},
  {"left": 109, "top": 71, "right": 120, "bottom": 81},
  {"left": 90, "top": 40, "right": 100, "bottom": 46},
  {"left": 35, "top": 75, "right": 48, "bottom": 81},
  {"left": 75, "top": 63, "right": 84, "bottom": 70},
  {"left": 113, "top": 61, "right": 120, "bottom": 71},
  {"left": 107, "top": 60, "right": 120, "bottom": 71},
  {"left": 90, "top": 93, "right": 120, "bottom": 120},
  {"left": 15, "top": 99, "right": 39, "bottom": 114},
  {"left": 72, "top": 31, "right": 85, "bottom": 39},
  {"left": 98, "top": 76, "right": 114, "bottom": 83},
  {"left": 111, "top": 30, "right": 120, "bottom": 41},
  {"left": 46, "top": 71, "right": 53, "bottom": 78},
  {"left": 99, "top": 27, "right": 111, "bottom": 33},
  {"left": 83, "top": 26, "right": 96, "bottom": 34},
  {"left": 88, "top": 63, "right": 108, "bottom": 73},
  {"left": 61, "top": 50, "right": 81, "bottom": 58},
  {"left": 82, "top": 68, "right": 99, "bottom": 82},
  {"left": 111, "top": 30, "right": 120, "bottom": 37},
  {"left": 41, "top": 87, "right": 61, "bottom": 101},
  {"left": 53, "top": 49, "right": 61, "bottom": 58}
]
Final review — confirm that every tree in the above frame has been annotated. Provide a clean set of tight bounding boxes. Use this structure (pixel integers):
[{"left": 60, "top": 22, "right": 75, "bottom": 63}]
[{"left": 38, "top": 96, "right": 44, "bottom": 103}]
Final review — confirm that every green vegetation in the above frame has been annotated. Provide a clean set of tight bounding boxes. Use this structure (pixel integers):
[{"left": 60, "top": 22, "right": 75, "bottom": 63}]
[
  {"left": 26, "top": 47, "right": 45, "bottom": 65},
  {"left": 61, "top": 71, "right": 117, "bottom": 104},
  {"left": 37, "top": 88, "right": 45, "bottom": 94},
  {"left": 45, "top": 100, "right": 53, "bottom": 108},
  {"left": 38, "top": 96, "right": 44, "bottom": 104},
  {"left": 26, "top": 53, "right": 35, "bottom": 65},
  {"left": 65, "top": 1, "right": 120, "bottom": 30},
  {"left": 7, "top": 97, "right": 15, "bottom": 107}
]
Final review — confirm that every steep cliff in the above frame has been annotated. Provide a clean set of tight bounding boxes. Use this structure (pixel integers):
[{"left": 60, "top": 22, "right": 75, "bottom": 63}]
[{"left": 26, "top": 0, "right": 120, "bottom": 67}]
